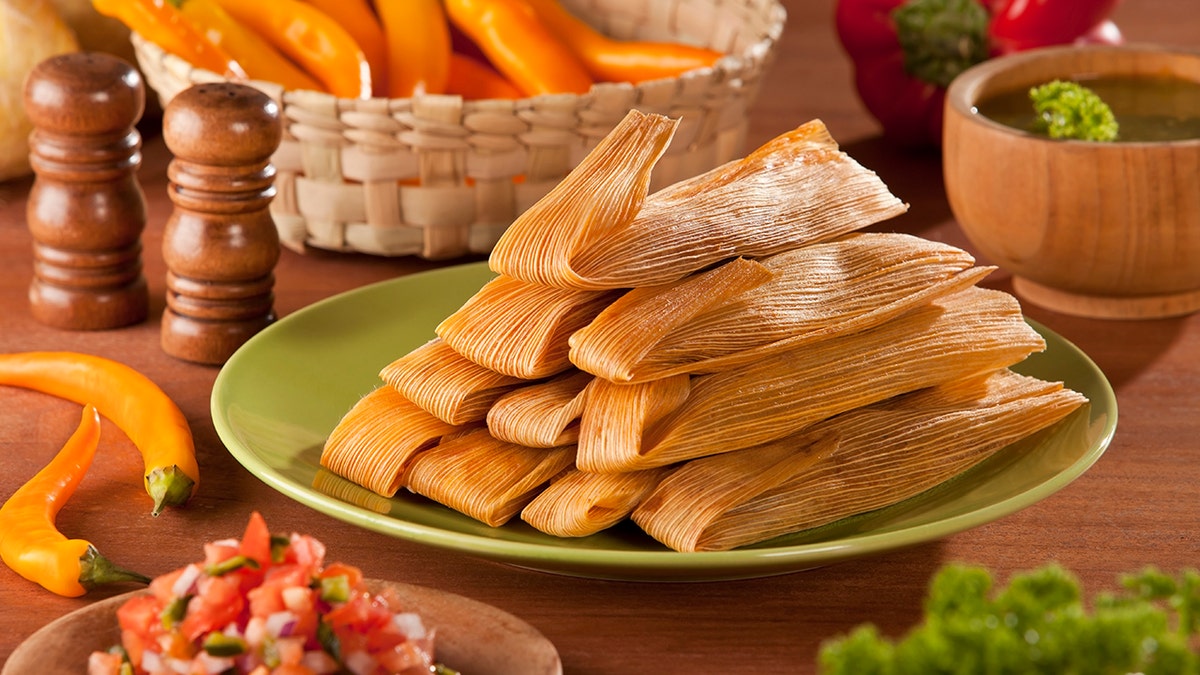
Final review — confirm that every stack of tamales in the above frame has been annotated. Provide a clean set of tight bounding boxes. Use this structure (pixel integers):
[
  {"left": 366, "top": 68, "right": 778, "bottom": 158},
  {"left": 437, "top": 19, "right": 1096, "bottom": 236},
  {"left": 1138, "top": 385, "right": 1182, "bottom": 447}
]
[{"left": 321, "top": 110, "right": 1088, "bottom": 553}]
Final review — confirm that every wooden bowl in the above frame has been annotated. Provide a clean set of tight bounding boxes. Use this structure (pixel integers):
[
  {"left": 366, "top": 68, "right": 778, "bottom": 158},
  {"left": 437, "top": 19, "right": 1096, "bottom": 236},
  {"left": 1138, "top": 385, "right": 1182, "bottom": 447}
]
[
  {"left": 943, "top": 44, "right": 1200, "bottom": 319},
  {"left": 2, "top": 579, "right": 562, "bottom": 675}
]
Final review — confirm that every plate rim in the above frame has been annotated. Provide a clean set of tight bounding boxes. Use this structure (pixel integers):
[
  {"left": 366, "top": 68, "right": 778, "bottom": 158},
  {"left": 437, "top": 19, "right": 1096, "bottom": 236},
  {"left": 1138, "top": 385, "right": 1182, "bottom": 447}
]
[{"left": 212, "top": 262, "right": 1118, "bottom": 581}]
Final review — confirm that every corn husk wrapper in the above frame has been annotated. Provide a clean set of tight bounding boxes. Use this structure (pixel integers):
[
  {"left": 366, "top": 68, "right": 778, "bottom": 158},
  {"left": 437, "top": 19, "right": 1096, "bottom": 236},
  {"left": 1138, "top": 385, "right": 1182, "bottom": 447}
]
[
  {"left": 489, "top": 110, "right": 678, "bottom": 288},
  {"left": 321, "top": 386, "right": 462, "bottom": 497},
  {"left": 405, "top": 428, "right": 577, "bottom": 527},
  {"left": 521, "top": 467, "right": 671, "bottom": 537},
  {"left": 487, "top": 370, "right": 593, "bottom": 448},
  {"left": 570, "top": 233, "right": 990, "bottom": 383},
  {"left": 577, "top": 374, "right": 691, "bottom": 473},
  {"left": 492, "top": 115, "right": 909, "bottom": 290},
  {"left": 438, "top": 275, "right": 620, "bottom": 379},
  {"left": 577, "top": 287, "right": 1046, "bottom": 473},
  {"left": 633, "top": 369, "right": 1089, "bottom": 552},
  {"left": 380, "top": 338, "right": 526, "bottom": 426}
]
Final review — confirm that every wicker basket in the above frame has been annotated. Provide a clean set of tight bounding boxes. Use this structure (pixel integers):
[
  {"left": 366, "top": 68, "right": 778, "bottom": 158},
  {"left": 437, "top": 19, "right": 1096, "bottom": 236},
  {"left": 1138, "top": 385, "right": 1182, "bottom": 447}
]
[{"left": 131, "top": 0, "right": 786, "bottom": 259}]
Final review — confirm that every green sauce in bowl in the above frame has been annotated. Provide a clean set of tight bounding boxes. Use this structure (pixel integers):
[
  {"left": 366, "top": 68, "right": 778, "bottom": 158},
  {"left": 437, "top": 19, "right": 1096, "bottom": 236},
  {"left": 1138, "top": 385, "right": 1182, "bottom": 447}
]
[{"left": 976, "top": 75, "right": 1200, "bottom": 142}]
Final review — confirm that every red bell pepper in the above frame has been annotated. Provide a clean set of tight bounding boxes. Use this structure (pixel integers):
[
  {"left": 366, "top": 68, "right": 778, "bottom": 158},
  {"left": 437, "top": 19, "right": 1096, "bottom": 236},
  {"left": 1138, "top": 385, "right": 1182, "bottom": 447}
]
[
  {"left": 989, "top": 0, "right": 1122, "bottom": 53},
  {"left": 835, "top": 0, "right": 1122, "bottom": 147}
]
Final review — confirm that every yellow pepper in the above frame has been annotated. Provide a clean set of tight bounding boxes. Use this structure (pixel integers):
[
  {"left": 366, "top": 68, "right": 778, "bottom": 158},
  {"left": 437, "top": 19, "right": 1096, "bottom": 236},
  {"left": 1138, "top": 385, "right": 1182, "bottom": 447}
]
[
  {"left": 168, "top": 0, "right": 325, "bottom": 92},
  {"left": 0, "top": 406, "right": 150, "bottom": 597},
  {"left": 522, "top": 0, "right": 723, "bottom": 84},
  {"left": 301, "top": 0, "right": 388, "bottom": 96},
  {"left": 91, "top": 0, "right": 246, "bottom": 78},
  {"left": 375, "top": 0, "right": 451, "bottom": 97},
  {"left": 0, "top": 352, "right": 199, "bottom": 516},
  {"left": 445, "top": 0, "right": 593, "bottom": 97},
  {"left": 209, "top": 0, "right": 371, "bottom": 98}
]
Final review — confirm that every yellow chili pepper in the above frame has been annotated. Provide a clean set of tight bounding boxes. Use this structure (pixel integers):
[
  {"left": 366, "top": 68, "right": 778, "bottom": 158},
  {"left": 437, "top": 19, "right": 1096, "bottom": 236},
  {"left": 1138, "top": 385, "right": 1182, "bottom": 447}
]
[
  {"left": 167, "top": 0, "right": 325, "bottom": 92},
  {"left": 522, "top": 0, "right": 723, "bottom": 84},
  {"left": 374, "top": 0, "right": 451, "bottom": 97},
  {"left": 0, "top": 352, "right": 199, "bottom": 516},
  {"left": 445, "top": 0, "right": 593, "bottom": 96},
  {"left": 0, "top": 405, "right": 150, "bottom": 597},
  {"left": 91, "top": 0, "right": 247, "bottom": 79},
  {"left": 209, "top": 0, "right": 372, "bottom": 98},
  {"left": 302, "top": 0, "right": 389, "bottom": 96}
]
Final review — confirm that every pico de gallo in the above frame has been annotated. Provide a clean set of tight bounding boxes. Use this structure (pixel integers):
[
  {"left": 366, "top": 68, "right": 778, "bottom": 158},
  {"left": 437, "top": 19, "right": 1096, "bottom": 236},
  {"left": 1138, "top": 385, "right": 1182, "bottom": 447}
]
[{"left": 87, "top": 512, "right": 458, "bottom": 675}]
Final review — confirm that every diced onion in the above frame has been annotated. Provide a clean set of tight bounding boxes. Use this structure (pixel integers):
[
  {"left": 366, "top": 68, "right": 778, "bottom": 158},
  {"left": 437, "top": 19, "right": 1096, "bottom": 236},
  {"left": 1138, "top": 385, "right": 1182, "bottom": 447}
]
[
  {"left": 171, "top": 564, "right": 202, "bottom": 597},
  {"left": 393, "top": 612, "right": 427, "bottom": 640},
  {"left": 301, "top": 650, "right": 341, "bottom": 674},
  {"left": 264, "top": 610, "right": 299, "bottom": 637},
  {"left": 344, "top": 650, "right": 378, "bottom": 675}
]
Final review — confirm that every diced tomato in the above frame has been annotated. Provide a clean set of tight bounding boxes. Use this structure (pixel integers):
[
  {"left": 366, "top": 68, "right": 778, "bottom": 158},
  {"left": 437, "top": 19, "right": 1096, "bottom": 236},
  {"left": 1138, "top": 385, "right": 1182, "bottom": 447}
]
[
  {"left": 271, "top": 665, "right": 319, "bottom": 675},
  {"left": 239, "top": 511, "right": 273, "bottom": 567},
  {"left": 376, "top": 640, "right": 434, "bottom": 673},
  {"left": 148, "top": 566, "right": 188, "bottom": 604},
  {"left": 180, "top": 574, "right": 244, "bottom": 641},
  {"left": 116, "top": 594, "right": 162, "bottom": 637},
  {"left": 203, "top": 539, "right": 240, "bottom": 567},
  {"left": 285, "top": 533, "right": 326, "bottom": 569},
  {"left": 319, "top": 561, "right": 364, "bottom": 590},
  {"left": 86, "top": 649, "right": 123, "bottom": 675},
  {"left": 248, "top": 564, "right": 312, "bottom": 618}
]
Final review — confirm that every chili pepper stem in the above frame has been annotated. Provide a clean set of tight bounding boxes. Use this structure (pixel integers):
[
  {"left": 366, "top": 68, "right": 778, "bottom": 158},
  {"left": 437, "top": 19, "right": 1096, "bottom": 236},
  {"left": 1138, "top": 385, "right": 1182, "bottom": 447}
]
[
  {"left": 78, "top": 544, "right": 151, "bottom": 589},
  {"left": 147, "top": 466, "right": 196, "bottom": 517}
]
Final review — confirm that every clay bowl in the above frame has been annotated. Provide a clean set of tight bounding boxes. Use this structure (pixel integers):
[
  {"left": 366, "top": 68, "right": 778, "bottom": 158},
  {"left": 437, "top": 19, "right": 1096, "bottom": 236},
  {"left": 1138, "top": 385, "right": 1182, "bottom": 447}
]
[
  {"left": 943, "top": 44, "right": 1200, "bottom": 319},
  {"left": 2, "top": 579, "right": 562, "bottom": 675}
]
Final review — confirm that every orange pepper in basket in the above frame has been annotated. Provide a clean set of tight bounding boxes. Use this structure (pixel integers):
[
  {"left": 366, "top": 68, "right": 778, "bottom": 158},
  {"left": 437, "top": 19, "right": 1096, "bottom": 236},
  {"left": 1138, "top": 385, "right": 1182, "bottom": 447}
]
[
  {"left": 91, "top": 0, "right": 247, "bottom": 78},
  {"left": 209, "top": 0, "right": 371, "bottom": 98},
  {"left": 446, "top": 52, "right": 522, "bottom": 100},
  {"left": 167, "top": 0, "right": 325, "bottom": 92},
  {"left": 522, "top": 0, "right": 723, "bottom": 84},
  {"left": 375, "top": 0, "right": 451, "bottom": 97},
  {"left": 445, "top": 0, "right": 593, "bottom": 97},
  {"left": 301, "top": 0, "right": 389, "bottom": 96}
]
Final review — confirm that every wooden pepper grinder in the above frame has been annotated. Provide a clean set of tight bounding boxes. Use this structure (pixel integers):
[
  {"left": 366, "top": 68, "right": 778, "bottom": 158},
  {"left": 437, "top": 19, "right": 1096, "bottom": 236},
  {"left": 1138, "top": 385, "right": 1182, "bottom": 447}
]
[
  {"left": 161, "top": 83, "right": 283, "bottom": 365},
  {"left": 24, "top": 52, "right": 149, "bottom": 330}
]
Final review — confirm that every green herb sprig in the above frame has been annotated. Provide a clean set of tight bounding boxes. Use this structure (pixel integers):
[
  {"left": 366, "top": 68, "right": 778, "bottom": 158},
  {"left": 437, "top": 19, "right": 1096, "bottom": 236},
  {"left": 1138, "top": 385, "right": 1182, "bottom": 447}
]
[
  {"left": 1029, "top": 79, "right": 1120, "bottom": 142},
  {"left": 818, "top": 563, "right": 1200, "bottom": 674}
]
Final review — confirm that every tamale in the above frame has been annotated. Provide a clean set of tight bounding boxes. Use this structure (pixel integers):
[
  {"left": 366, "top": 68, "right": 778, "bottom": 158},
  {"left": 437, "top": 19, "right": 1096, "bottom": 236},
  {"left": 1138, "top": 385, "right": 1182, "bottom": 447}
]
[
  {"left": 632, "top": 369, "right": 1089, "bottom": 552},
  {"left": 493, "top": 115, "right": 909, "bottom": 290},
  {"left": 438, "top": 275, "right": 621, "bottom": 379},
  {"left": 577, "top": 374, "right": 691, "bottom": 474},
  {"left": 487, "top": 370, "right": 593, "bottom": 448},
  {"left": 320, "top": 386, "right": 461, "bottom": 497},
  {"left": 405, "top": 428, "right": 577, "bottom": 527},
  {"left": 521, "top": 467, "right": 671, "bottom": 537},
  {"left": 570, "top": 233, "right": 990, "bottom": 382},
  {"left": 489, "top": 110, "right": 679, "bottom": 288},
  {"left": 576, "top": 287, "right": 1047, "bottom": 473},
  {"left": 380, "top": 338, "right": 526, "bottom": 425}
]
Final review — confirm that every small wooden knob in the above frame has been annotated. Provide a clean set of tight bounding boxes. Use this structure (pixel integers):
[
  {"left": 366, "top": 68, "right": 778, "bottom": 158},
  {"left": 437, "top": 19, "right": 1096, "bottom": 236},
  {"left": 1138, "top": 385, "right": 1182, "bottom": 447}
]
[
  {"left": 160, "top": 83, "right": 283, "bottom": 365},
  {"left": 24, "top": 51, "right": 148, "bottom": 330}
]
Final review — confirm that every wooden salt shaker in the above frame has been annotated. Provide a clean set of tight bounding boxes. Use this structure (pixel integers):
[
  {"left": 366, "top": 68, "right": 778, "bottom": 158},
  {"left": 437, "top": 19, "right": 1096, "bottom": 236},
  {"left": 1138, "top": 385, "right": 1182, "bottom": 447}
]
[
  {"left": 161, "top": 83, "right": 282, "bottom": 365},
  {"left": 24, "top": 52, "right": 149, "bottom": 330}
]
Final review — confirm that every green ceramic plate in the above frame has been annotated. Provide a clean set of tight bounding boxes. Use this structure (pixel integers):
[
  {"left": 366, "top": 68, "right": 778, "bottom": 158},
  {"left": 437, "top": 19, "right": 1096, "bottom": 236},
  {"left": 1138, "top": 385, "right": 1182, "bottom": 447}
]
[{"left": 212, "top": 262, "right": 1118, "bottom": 582}]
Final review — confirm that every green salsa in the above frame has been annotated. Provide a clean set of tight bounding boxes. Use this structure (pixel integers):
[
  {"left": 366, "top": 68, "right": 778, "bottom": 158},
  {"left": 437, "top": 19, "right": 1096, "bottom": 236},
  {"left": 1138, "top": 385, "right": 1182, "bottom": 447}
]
[{"left": 976, "top": 74, "right": 1200, "bottom": 141}]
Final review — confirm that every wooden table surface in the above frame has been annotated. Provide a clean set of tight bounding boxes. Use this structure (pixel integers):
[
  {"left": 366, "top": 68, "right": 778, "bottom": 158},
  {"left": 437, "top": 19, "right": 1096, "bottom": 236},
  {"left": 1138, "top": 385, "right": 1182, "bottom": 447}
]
[{"left": 2, "top": 2, "right": 1198, "bottom": 672}]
